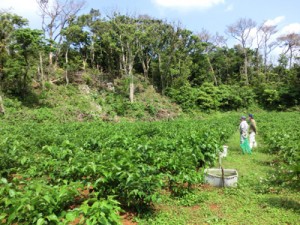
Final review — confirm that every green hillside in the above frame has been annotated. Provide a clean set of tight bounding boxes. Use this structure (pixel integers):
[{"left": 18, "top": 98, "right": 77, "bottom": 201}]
[{"left": 0, "top": 80, "right": 183, "bottom": 123}]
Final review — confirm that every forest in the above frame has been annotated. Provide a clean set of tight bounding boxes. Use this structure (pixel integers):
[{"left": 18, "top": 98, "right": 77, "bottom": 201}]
[{"left": 0, "top": 0, "right": 300, "bottom": 114}]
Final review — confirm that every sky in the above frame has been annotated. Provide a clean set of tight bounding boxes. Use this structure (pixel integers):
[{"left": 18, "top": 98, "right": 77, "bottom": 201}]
[{"left": 1, "top": 0, "right": 300, "bottom": 61}]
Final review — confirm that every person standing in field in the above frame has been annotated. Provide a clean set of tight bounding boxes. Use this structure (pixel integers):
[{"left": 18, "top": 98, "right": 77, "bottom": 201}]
[
  {"left": 239, "top": 116, "right": 249, "bottom": 144},
  {"left": 248, "top": 114, "right": 257, "bottom": 149}
]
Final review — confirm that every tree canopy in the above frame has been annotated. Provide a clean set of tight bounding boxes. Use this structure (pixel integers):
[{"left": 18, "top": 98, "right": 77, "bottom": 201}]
[{"left": 0, "top": 4, "right": 300, "bottom": 111}]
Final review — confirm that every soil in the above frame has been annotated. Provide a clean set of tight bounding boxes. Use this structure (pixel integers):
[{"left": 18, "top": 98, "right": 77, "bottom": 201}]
[
  {"left": 209, "top": 203, "right": 220, "bottom": 211},
  {"left": 120, "top": 212, "right": 138, "bottom": 225}
]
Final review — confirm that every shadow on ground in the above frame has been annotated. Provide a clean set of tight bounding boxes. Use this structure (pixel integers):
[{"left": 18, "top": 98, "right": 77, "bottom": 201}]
[{"left": 265, "top": 197, "right": 300, "bottom": 213}]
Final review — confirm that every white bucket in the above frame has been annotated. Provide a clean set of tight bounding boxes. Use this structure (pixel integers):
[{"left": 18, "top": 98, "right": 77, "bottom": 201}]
[{"left": 204, "top": 168, "right": 238, "bottom": 187}]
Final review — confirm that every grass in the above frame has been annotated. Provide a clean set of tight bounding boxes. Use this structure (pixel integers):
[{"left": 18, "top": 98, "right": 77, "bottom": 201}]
[
  {"left": 135, "top": 131, "right": 300, "bottom": 225},
  {"left": 2, "top": 83, "right": 182, "bottom": 123}
]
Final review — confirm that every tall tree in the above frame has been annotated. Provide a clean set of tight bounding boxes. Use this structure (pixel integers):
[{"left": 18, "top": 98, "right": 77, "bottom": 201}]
[
  {"left": 168, "top": 27, "right": 194, "bottom": 89},
  {"left": 0, "top": 13, "right": 27, "bottom": 79},
  {"left": 135, "top": 15, "right": 159, "bottom": 79},
  {"left": 107, "top": 14, "right": 140, "bottom": 102},
  {"left": 152, "top": 22, "right": 193, "bottom": 93},
  {"left": 197, "top": 29, "right": 224, "bottom": 85},
  {"left": 0, "top": 12, "right": 28, "bottom": 93},
  {"left": 256, "top": 22, "right": 278, "bottom": 74},
  {"left": 61, "top": 19, "right": 90, "bottom": 84},
  {"left": 226, "top": 18, "right": 256, "bottom": 85},
  {"left": 277, "top": 33, "right": 300, "bottom": 68},
  {"left": 87, "top": 11, "right": 116, "bottom": 75},
  {"left": 9, "top": 28, "right": 44, "bottom": 95},
  {"left": 36, "top": 0, "right": 85, "bottom": 66}
]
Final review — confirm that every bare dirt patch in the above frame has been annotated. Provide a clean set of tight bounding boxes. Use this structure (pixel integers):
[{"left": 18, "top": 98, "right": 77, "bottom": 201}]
[{"left": 120, "top": 212, "right": 138, "bottom": 225}]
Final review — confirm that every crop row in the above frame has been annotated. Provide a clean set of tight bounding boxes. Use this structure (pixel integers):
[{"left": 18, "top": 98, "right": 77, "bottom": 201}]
[
  {"left": 0, "top": 115, "right": 237, "bottom": 224},
  {"left": 258, "top": 112, "right": 300, "bottom": 188}
]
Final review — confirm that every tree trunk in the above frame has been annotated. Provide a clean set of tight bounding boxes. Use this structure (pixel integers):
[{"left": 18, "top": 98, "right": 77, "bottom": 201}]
[
  {"left": 128, "top": 58, "right": 134, "bottom": 102},
  {"left": 22, "top": 55, "right": 29, "bottom": 97},
  {"left": 39, "top": 52, "right": 44, "bottom": 89},
  {"left": 129, "top": 81, "right": 134, "bottom": 103},
  {"left": 65, "top": 49, "right": 69, "bottom": 85},
  {"left": 289, "top": 48, "right": 292, "bottom": 68},
  {"left": 82, "top": 58, "right": 87, "bottom": 72},
  {"left": 49, "top": 50, "right": 53, "bottom": 65},
  {"left": 142, "top": 56, "right": 151, "bottom": 79},
  {"left": 91, "top": 34, "right": 95, "bottom": 66},
  {"left": 244, "top": 50, "right": 249, "bottom": 85},
  {"left": 142, "top": 60, "right": 148, "bottom": 78},
  {"left": 0, "top": 95, "right": 5, "bottom": 115},
  {"left": 158, "top": 54, "right": 164, "bottom": 94},
  {"left": 206, "top": 55, "right": 218, "bottom": 86}
]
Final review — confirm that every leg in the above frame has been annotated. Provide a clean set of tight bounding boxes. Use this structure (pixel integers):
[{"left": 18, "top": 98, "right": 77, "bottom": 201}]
[
  {"left": 253, "top": 133, "right": 257, "bottom": 147},
  {"left": 249, "top": 132, "right": 255, "bottom": 149}
]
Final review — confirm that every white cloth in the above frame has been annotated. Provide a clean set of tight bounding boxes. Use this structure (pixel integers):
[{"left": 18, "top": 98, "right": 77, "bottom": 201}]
[
  {"left": 239, "top": 120, "right": 249, "bottom": 144},
  {"left": 249, "top": 131, "right": 257, "bottom": 148}
]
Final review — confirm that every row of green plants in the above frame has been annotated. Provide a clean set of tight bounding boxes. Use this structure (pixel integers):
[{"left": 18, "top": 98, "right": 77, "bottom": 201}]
[
  {"left": 0, "top": 115, "right": 237, "bottom": 224},
  {"left": 258, "top": 112, "right": 300, "bottom": 189}
]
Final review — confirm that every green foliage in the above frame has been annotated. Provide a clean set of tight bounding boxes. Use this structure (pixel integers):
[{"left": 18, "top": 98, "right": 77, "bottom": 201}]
[
  {"left": 1, "top": 110, "right": 299, "bottom": 224},
  {"left": 64, "top": 195, "right": 122, "bottom": 225},
  {"left": 167, "top": 83, "right": 256, "bottom": 112},
  {"left": 0, "top": 178, "right": 81, "bottom": 224},
  {"left": 263, "top": 88, "right": 280, "bottom": 108},
  {"left": 259, "top": 112, "right": 300, "bottom": 189},
  {"left": 1, "top": 11, "right": 300, "bottom": 112},
  {"left": 254, "top": 83, "right": 300, "bottom": 110},
  {"left": 197, "top": 83, "right": 220, "bottom": 111},
  {"left": 0, "top": 115, "right": 237, "bottom": 223},
  {"left": 166, "top": 85, "right": 199, "bottom": 111},
  {"left": 2, "top": 28, "right": 45, "bottom": 95}
]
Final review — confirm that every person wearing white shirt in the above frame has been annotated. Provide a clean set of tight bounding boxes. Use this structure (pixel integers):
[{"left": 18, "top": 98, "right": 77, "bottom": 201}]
[{"left": 239, "top": 116, "right": 249, "bottom": 144}]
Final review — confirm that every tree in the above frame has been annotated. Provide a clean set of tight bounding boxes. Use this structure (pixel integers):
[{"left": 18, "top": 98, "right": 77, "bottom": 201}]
[
  {"left": 0, "top": 12, "right": 29, "bottom": 94},
  {"left": 226, "top": 18, "right": 257, "bottom": 85},
  {"left": 103, "top": 13, "right": 140, "bottom": 102},
  {"left": 256, "top": 22, "right": 278, "bottom": 73},
  {"left": 277, "top": 33, "right": 300, "bottom": 68},
  {"left": 36, "top": 0, "right": 86, "bottom": 66},
  {"left": 61, "top": 14, "right": 91, "bottom": 84},
  {"left": 8, "top": 28, "right": 44, "bottom": 95},
  {"left": 0, "top": 12, "right": 28, "bottom": 87},
  {"left": 86, "top": 10, "right": 117, "bottom": 75},
  {"left": 151, "top": 22, "right": 193, "bottom": 93},
  {"left": 168, "top": 27, "right": 194, "bottom": 89},
  {"left": 145, "top": 20, "right": 173, "bottom": 92},
  {"left": 196, "top": 29, "right": 228, "bottom": 86},
  {"left": 135, "top": 15, "right": 159, "bottom": 79}
]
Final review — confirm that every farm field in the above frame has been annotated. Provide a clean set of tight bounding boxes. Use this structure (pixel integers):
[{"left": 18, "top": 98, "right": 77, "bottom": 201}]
[
  {"left": 0, "top": 112, "right": 299, "bottom": 224},
  {"left": 136, "top": 120, "right": 300, "bottom": 224}
]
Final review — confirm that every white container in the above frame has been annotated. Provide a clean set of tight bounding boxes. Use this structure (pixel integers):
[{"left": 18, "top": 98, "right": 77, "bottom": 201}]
[
  {"left": 204, "top": 168, "right": 238, "bottom": 187},
  {"left": 222, "top": 145, "right": 228, "bottom": 157},
  {"left": 219, "top": 145, "right": 228, "bottom": 158}
]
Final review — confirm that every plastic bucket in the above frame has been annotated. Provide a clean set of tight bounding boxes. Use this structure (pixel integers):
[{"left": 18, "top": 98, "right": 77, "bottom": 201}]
[{"left": 204, "top": 168, "right": 238, "bottom": 187}]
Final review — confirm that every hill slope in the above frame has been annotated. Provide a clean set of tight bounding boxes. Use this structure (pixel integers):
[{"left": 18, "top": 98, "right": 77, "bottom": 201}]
[{"left": 1, "top": 83, "right": 182, "bottom": 123}]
